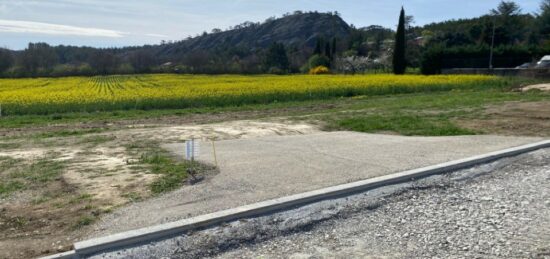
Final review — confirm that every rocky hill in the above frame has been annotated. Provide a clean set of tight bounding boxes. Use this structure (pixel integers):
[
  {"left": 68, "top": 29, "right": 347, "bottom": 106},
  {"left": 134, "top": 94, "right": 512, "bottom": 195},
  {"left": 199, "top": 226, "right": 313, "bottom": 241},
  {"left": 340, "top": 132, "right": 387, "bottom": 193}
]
[{"left": 155, "top": 12, "right": 351, "bottom": 58}]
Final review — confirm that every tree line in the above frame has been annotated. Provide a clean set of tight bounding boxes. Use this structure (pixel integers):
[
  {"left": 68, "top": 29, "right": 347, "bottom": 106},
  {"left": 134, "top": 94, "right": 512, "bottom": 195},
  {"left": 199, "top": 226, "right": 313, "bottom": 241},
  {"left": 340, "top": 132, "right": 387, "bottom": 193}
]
[
  {"left": 0, "top": 1, "right": 548, "bottom": 77},
  {"left": 417, "top": 0, "right": 550, "bottom": 74}
]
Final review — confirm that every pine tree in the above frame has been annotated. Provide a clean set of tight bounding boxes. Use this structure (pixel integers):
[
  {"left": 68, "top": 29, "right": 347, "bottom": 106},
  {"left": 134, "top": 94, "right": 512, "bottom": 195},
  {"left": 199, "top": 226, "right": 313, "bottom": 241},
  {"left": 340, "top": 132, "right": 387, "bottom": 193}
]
[{"left": 393, "top": 7, "right": 407, "bottom": 75}]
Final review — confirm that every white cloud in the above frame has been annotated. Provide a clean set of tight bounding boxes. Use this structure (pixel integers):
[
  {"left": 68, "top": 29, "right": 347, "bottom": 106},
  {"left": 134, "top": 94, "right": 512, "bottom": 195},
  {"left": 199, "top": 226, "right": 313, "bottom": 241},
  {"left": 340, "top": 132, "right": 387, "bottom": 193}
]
[
  {"left": 0, "top": 19, "right": 126, "bottom": 37},
  {"left": 144, "top": 33, "right": 169, "bottom": 38}
]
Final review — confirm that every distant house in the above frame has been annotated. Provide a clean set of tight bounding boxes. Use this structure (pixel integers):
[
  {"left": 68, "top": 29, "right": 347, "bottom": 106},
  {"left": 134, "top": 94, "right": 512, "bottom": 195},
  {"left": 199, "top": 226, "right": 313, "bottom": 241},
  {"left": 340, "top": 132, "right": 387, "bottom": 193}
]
[{"left": 413, "top": 36, "right": 425, "bottom": 46}]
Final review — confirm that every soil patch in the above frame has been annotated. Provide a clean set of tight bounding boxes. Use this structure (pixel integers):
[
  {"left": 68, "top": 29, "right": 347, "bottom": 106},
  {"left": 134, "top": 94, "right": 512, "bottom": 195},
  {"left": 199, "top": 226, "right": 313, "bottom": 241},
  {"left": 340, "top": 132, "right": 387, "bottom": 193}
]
[
  {"left": 521, "top": 83, "right": 550, "bottom": 92},
  {"left": 0, "top": 120, "right": 319, "bottom": 258},
  {"left": 0, "top": 174, "right": 112, "bottom": 259},
  {"left": 457, "top": 101, "right": 550, "bottom": 136},
  {"left": 0, "top": 103, "right": 335, "bottom": 138}
]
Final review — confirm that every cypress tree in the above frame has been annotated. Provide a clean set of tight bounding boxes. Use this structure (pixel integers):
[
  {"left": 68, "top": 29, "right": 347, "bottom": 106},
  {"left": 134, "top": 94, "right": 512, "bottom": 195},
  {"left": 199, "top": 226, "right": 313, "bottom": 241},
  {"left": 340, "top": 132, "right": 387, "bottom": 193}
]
[
  {"left": 324, "top": 41, "right": 332, "bottom": 59},
  {"left": 331, "top": 37, "right": 337, "bottom": 57},
  {"left": 393, "top": 7, "right": 407, "bottom": 74},
  {"left": 313, "top": 38, "right": 323, "bottom": 55}
]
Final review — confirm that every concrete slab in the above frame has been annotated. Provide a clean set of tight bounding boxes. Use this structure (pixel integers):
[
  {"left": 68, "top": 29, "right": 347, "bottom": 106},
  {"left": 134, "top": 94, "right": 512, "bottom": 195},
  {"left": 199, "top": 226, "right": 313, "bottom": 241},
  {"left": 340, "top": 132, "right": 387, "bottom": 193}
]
[
  {"left": 87, "top": 132, "right": 543, "bottom": 238},
  {"left": 184, "top": 132, "right": 545, "bottom": 191}
]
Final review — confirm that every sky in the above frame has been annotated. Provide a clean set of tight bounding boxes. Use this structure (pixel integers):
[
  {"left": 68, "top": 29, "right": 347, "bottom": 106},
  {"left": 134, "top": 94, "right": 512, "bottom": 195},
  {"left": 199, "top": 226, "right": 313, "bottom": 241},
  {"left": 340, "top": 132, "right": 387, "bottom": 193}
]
[{"left": 0, "top": 0, "right": 542, "bottom": 50}]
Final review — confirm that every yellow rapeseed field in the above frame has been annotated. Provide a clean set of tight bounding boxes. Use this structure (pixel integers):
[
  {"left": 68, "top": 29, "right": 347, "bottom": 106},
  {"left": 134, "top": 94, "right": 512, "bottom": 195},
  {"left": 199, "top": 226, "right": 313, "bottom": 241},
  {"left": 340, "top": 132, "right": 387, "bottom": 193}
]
[{"left": 0, "top": 74, "right": 504, "bottom": 115}]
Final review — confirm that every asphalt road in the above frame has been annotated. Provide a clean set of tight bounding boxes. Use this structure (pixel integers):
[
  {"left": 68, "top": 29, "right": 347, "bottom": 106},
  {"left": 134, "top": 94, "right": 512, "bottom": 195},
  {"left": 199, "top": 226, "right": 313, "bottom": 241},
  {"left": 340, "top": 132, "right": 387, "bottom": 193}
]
[
  {"left": 91, "top": 148, "right": 550, "bottom": 259},
  {"left": 87, "top": 132, "right": 542, "bottom": 238}
]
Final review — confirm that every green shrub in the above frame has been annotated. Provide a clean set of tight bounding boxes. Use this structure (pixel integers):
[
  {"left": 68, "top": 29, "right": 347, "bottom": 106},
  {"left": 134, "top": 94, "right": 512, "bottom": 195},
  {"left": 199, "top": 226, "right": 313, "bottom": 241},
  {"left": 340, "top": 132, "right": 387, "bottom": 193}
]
[
  {"left": 421, "top": 44, "right": 444, "bottom": 75},
  {"left": 308, "top": 54, "right": 331, "bottom": 69}
]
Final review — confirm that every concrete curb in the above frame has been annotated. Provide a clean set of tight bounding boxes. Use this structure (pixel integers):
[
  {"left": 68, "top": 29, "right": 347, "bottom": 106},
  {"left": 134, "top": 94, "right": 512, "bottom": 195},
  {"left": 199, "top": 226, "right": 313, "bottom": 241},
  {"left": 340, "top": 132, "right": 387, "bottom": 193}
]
[
  {"left": 39, "top": 250, "right": 76, "bottom": 259},
  {"left": 42, "top": 140, "right": 550, "bottom": 258}
]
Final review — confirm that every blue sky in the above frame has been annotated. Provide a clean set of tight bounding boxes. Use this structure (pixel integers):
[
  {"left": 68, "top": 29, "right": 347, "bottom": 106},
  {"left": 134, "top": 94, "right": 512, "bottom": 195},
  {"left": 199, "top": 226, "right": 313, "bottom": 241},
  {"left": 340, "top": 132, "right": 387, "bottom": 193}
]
[{"left": 0, "top": 0, "right": 542, "bottom": 50}]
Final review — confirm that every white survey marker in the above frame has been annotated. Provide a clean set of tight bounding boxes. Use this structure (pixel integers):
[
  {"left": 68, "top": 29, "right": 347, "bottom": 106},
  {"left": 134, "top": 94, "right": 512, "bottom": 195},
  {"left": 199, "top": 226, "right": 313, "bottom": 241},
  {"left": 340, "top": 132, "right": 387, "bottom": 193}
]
[{"left": 185, "top": 139, "right": 200, "bottom": 160}]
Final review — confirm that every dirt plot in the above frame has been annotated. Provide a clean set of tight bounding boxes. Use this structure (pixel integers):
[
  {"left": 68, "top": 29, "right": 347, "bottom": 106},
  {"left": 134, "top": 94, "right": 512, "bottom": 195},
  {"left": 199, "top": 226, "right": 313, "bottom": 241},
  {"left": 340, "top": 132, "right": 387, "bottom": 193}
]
[
  {"left": 0, "top": 120, "right": 318, "bottom": 258},
  {"left": 457, "top": 101, "right": 550, "bottom": 137},
  {"left": 0, "top": 102, "right": 336, "bottom": 138}
]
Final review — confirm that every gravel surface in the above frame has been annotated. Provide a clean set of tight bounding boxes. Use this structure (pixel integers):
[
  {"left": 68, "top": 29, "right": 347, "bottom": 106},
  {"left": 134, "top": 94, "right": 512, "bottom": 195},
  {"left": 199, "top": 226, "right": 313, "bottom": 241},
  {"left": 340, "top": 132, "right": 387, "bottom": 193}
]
[
  {"left": 88, "top": 132, "right": 542, "bottom": 238},
  {"left": 91, "top": 148, "right": 550, "bottom": 259}
]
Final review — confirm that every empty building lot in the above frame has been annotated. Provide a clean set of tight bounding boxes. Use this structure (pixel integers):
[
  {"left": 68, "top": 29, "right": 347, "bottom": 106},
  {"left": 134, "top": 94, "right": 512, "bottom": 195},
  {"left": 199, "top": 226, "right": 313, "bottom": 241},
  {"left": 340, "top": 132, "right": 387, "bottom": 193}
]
[{"left": 88, "top": 132, "right": 543, "bottom": 238}]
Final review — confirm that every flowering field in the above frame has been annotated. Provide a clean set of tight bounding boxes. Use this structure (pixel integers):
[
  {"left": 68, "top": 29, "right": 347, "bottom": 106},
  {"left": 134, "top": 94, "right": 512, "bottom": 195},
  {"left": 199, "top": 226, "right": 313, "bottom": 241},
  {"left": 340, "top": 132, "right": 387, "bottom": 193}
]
[{"left": 0, "top": 74, "right": 506, "bottom": 115}]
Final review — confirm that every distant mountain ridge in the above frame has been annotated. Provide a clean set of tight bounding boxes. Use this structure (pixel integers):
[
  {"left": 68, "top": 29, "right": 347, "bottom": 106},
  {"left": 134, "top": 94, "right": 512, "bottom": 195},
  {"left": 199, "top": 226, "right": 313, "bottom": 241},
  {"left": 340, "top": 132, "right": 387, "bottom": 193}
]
[{"left": 0, "top": 12, "right": 359, "bottom": 76}]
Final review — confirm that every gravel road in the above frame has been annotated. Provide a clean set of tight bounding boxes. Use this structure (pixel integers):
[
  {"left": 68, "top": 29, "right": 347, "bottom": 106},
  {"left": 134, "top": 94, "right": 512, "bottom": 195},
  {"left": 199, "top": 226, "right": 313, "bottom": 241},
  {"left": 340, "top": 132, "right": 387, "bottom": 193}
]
[
  {"left": 88, "top": 132, "right": 542, "bottom": 238},
  {"left": 91, "top": 148, "right": 550, "bottom": 259}
]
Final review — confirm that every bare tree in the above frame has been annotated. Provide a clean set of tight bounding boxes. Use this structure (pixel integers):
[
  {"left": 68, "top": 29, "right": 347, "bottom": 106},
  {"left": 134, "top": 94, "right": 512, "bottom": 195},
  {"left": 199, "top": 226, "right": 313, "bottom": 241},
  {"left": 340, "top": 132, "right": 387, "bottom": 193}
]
[
  {"left": 405, "top": 15, "right": 416, "bottom": 30},
  {"left": 129, "top": 50, "right": 156, "bottom": 73},
  {"left": 89, "top": 51, "right": 119, "bottom": 75},
  {"left": 20, "top": 43, "right": 58, "bottom": 75},
  {"left": 184, "top": 50, "right": 210, "bottom": 73}
]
